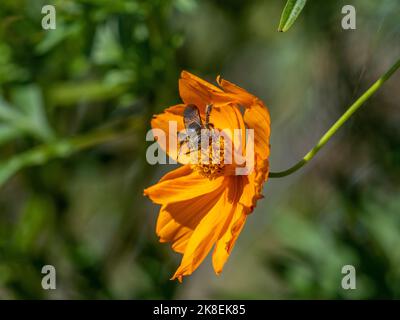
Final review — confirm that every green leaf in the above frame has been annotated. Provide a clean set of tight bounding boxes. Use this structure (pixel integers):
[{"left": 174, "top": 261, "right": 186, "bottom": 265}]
[
  {"left": 278, "top": 0, "right": 307, "bottom": 32},
  {"left": 0, "top": 124, "right": 20, "bottom": 145}
]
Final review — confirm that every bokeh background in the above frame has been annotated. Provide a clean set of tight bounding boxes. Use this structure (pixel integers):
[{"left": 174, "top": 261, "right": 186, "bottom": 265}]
[{"left": 0, "top": 0, "right": 399, "bottom": 299}]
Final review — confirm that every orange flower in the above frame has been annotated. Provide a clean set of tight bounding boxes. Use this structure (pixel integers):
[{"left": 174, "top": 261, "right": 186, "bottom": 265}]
[{"left": 144, "top": 71, "right": 271, "bottom": 281}]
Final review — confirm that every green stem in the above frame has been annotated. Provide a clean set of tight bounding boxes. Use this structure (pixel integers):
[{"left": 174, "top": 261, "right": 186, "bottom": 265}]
[{"left": 269, "top": 57, "right": 400, "bottom": 178}]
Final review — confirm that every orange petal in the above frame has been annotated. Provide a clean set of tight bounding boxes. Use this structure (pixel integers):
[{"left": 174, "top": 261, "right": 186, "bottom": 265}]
[
  {"left": 158, "top": 164, "right": 192, "bottom": 183},
  {"left": 182, "top": 71, "right": 223, "bottom": 95},
  {"left": 240, "top": 101, "right": 270, "bottom": 209},
  {"left": 156, "top": 183, "right": 226, "bottom": 254},
  {"left": 144, "top": 166, "right": 227, "bottom": 205},
  {"left": 216, "top": 76, "right": 270, "bottom": 165},
  {"left": 211, "top": 167, "right": 268, "bottom": 275},
  {"left": 171, "top": 176, "right": 243, "bottom": 281}
]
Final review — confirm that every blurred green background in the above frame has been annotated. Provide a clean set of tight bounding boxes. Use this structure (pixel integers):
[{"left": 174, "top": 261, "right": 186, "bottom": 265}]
[{"left": 0, "top": 0, "right": 399, "bottom": 299}]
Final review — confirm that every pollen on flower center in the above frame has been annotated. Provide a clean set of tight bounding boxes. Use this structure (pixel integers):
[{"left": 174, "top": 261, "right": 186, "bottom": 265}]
[{"left": 191, "top": 130, "right": 225, "bottom": 179}]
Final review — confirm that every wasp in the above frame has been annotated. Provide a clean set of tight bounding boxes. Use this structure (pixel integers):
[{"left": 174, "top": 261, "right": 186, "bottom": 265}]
[{"left": 178, "top": 104, "right": 214, "bottom": 157}]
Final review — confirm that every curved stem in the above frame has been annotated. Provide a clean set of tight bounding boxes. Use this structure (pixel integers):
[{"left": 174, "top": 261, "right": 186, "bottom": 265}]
[{"left": 269, "top": 57, "right": 400, "bottom": 178}]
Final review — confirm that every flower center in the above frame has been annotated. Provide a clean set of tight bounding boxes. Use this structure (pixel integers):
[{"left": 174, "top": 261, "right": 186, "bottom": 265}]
[{"left": 191, "top": 130, "right": 225, "bottom": 179}]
